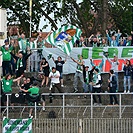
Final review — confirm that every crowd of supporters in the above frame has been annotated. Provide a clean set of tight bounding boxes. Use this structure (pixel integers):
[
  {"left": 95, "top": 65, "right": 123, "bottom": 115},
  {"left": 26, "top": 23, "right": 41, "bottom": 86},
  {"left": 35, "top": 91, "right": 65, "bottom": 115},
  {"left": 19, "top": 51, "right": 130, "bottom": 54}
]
[
  {"left": 0, "top": 29, "right": 133, "bottom": 118},
  {"left": 75, "top": 30, "right": 133, "bottom": 47}
]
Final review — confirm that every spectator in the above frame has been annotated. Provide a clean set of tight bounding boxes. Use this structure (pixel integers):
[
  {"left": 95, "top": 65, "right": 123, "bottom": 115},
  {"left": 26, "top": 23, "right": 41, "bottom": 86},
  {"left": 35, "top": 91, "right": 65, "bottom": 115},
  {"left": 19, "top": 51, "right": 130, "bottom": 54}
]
[
  {"left": 37, "top": 34, "right": 45, "bottom": 60},
  {"left": 126, "top": 35, "right": 132, "bottom": 46},
  {"left": 107, "top": 56, "right": 119, "bottom": 91},
  {"left": 0, "top": 74, "right": 23, "bottom": 106},
  {"left": 71, "top": 55, "right": 84, "bottom": 93},
  {"left": 19, "top": 78, "right": 28, "bottom": 93},
  {"left": 108, "top": 70, "right": 118, "bottom": 105},
  {"left": 83, "top": 66, "right": 95, "bottom": 94},
  {"left": 26, "top": 77, "right": 32, "bottom": 89},
  {"left": 52, "top": 56, "right": 67, "bottom": 87},
  {"left": 0, "top": 39, "right": 13, "bottom": 76},
  {"left": 49, "top": 67, "right": 63, "bottom": 94},
  {"left": 9, "top": 39, "right": 17, "bottom": 75},
  {"left": 90, "top": 68, "right": 102, "bottom": 106},
  {"left": 118, "top": 37, "right": 126, "bottom": 46},
  {"left": 29, "top": 37, "right": 37, "bottom": 72},
  {"left": 17, "top": 29, "right": 30, "bottom": 55},
  {"left": 20, "top": 82, "right": 41, "bottom": 118},
  {"left": 40, "top": 57, "right": 50, "bottom": 87},
  {"left": 1, "top": 74, "right": 23, "bottom": 93},
  {"left": 89, "top": 34, "right": 99, "bottom": 47},
  {"left": 106, "top": 29, "right": 121, "bottom": 47},
  {"left": 100, "top": 38, "right": 108, "bottom": 47},
  {"left": 123, "top": 60, "right": 132, "bottom": 93},
  {"left": 75, "top": 36, "right": 87, "bottom": 47},
  {"left": 90, "top": 58, "right": 104, "bottom": 73},
  {"left": 11, "top": 51, "right": 32, "bottom": 86},
  {"left": 96, "top": 31, "right": 102, "bottom": 46}
]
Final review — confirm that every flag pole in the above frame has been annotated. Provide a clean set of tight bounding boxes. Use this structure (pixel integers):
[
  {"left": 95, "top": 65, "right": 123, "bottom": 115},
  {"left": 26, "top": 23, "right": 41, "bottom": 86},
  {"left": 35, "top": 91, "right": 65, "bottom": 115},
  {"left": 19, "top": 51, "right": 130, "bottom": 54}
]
[{"left": 29, "top": 0, "right": 32, "bottom": 38}]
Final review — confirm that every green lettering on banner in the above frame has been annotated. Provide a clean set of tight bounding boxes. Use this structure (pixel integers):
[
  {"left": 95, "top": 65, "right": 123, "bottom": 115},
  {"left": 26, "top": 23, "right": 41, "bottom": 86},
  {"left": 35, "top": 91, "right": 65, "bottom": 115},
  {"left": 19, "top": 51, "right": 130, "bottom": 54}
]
[
  {"left": 92, "top": 48, "right": 103, "bottom": 59},
  {"left": 121, "top": 48, "right": 133, "bottom": 58},
  {"left": 82, "top": 48, "right": 89, "bottom": 59},
  {"left": 108, "top": 48, "right": 118, "bottom": 58}
]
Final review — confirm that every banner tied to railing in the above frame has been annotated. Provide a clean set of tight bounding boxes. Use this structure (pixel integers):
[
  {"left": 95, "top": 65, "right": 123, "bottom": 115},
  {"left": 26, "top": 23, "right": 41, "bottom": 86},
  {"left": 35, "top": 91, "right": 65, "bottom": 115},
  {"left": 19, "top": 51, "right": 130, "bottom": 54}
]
[{"left": 2, "top": 117, "right": 32, "bottom": 133}]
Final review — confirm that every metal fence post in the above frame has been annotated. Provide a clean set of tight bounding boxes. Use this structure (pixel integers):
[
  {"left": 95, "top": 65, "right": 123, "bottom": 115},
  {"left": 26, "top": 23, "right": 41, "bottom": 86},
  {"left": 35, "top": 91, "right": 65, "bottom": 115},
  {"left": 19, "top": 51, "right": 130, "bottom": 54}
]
[
  {"left": 119, "top": 94, "right": 122, "bottom": 118},
  {"left": 79, "top": 119, "right": 82, "bottom": 133},
  {"left": 63, "top": 94, "right": 65, "bottom": 119},
  {"left": 91, "top": 93, "right": 93, "bottom": 119},
  {"left": 6, "top": 94, "right": 9, "bottom": 118},
  {"left": 35, "top": 102, "right": 37, "bottom": 119}
]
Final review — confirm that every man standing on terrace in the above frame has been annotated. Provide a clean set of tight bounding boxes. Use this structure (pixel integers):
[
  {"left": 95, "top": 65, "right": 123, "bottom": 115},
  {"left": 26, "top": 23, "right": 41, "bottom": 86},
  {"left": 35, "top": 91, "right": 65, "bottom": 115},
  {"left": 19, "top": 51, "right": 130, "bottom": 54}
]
[{"left": 71, "top": 55, "right": 84, "bottom": 93}]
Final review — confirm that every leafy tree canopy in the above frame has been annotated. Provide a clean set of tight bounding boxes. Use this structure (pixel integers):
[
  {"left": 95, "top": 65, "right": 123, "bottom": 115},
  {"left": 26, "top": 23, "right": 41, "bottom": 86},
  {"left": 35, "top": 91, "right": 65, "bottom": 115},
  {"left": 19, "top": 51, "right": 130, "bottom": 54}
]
[{"left": 0, "top": 0, "right": 132, "bottom": 37}]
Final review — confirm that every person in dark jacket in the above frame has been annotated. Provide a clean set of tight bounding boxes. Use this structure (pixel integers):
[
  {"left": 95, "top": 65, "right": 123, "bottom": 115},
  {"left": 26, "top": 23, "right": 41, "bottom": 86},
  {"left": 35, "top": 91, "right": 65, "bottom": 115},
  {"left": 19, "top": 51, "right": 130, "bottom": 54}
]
[
  {"left": 83, "top": 65, "right": 95, "bottom": 93},
  {"left": 123, "top": 60, "right": 132, "bottom": 93},
  {"left": 11, "top": 51, "right": 32, "bottom": 86},
  {"left": 108, "top": 70, "right": 118, "bottom": 105}
]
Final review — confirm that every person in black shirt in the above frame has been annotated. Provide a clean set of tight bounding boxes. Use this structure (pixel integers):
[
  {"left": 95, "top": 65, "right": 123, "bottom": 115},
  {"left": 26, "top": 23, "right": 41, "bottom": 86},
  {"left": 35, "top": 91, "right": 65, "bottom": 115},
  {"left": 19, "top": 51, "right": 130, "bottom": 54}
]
[
  {"left": 52, "top": 56, "right": 66, "bottom": 87},
  {"left": 40, "top": 57, "right": 50, "bottom": 87}
]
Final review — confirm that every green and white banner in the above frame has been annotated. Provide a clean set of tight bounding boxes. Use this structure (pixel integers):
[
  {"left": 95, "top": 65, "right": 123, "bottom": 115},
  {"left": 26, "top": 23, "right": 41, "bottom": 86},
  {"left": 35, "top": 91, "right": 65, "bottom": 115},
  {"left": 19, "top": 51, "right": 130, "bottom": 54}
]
[
  {"left": 3, "top": 117, "right": 32, "bottom": 133},
  {"left": 42, "top": 47, "right": 133, "bottom": 74}
]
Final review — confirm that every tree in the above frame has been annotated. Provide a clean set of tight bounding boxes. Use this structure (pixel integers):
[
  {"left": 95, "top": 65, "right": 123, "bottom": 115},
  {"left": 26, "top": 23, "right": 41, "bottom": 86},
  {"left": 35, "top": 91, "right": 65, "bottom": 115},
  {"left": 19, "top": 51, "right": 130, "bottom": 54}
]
[{"left": 0, "top": 0, "right": 132, "bottom": 37}]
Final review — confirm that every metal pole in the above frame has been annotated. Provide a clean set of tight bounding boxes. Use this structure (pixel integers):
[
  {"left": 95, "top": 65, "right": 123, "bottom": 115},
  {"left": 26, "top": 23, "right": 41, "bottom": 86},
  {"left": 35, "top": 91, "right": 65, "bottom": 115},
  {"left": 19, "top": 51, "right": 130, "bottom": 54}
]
[
  {"left": 35, "top": 102, "right": 37, "bottom": 119},
  {"left": 91, "top": 93, "right": 93, "bottom": 119},
  {"left": 63, "top": 94, "right": 65, "bottom": 119},
  {"left": 119, "top": 94, "right": 122, "bottom": 119},
  {"left": 6, "top": 94, "right": 9, "bottom": 118},
  {"left": 29, "top": 17, "right": 32, "bottom": 38},
  {"left": 29, "top": 0, "right": 32, "bottom": 38}
]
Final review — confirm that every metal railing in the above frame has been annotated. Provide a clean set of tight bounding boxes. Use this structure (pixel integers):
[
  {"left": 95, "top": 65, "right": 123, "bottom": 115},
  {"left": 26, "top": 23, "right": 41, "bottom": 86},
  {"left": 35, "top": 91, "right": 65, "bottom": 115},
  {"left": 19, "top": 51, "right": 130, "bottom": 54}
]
[
  {"left": 32, "top": 118, "right": 133, "bottom": 133},
  {"left": 1, "top": 93, "right": 133, "bottom": 119}
]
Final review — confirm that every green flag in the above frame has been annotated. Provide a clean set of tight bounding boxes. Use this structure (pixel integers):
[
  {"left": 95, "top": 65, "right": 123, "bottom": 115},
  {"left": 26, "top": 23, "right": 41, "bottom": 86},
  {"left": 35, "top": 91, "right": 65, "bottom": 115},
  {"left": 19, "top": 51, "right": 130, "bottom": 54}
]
[{"left": 46, "top": 25, "right": 82, "bottom": 55}]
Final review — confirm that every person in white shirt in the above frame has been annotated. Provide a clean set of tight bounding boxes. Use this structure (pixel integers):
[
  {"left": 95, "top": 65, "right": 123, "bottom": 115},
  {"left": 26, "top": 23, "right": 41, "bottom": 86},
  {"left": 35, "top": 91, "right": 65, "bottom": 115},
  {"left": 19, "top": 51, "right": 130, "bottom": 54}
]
[
  {"left": 90, "top": 68, "right": 102, "bottom": 106},
  {"left": 107, "top": 56, "right": 119, "bottom": 91},
  {"left": 49, "top": 67, "right": 63, "bottom": 93}
]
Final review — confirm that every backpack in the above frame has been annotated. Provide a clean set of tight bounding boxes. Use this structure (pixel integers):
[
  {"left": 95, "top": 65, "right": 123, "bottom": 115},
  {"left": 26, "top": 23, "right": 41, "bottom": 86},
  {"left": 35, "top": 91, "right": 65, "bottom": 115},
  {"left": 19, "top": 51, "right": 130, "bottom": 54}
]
[{"left": 48, "top": 110, "right": 56, "bottom": 118}]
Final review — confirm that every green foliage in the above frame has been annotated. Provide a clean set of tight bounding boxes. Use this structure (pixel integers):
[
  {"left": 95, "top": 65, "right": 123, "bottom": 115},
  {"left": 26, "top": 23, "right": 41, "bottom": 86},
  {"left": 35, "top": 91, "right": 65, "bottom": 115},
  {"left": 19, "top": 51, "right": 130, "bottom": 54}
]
[{"left": 0, "top": 0, "right": 132, "bottom": 37}]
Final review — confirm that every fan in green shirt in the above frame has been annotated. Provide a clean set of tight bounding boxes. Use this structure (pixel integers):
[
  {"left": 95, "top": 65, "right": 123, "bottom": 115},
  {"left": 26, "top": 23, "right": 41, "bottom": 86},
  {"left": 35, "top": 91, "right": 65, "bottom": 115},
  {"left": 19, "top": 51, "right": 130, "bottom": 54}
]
[
  {"left": 1, "top": 74, "right": 23, "bottom": 93},
  {"left": 20, "top": 82, "right": 40, "bottom": 118},
  {"left": 0, "top": 45, "right": 13, "bottom": 61}
]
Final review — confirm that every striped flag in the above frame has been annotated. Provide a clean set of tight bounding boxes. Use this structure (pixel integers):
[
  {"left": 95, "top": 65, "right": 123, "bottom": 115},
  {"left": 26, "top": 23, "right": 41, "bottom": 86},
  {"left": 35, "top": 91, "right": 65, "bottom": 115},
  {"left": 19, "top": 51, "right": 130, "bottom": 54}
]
[
  {"left": 3, "top": 117, "right": 32, "bottom": 133},
  {"left": 46, "top": 25, "right": 82, "bottom": 55}
]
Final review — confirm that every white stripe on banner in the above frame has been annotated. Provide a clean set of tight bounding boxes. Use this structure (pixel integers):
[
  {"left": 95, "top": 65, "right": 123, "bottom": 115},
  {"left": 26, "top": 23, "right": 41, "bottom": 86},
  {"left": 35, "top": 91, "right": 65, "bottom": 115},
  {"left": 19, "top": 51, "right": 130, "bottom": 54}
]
[{"left": 3, "top": 117, "right": 32, "bottom": 133}]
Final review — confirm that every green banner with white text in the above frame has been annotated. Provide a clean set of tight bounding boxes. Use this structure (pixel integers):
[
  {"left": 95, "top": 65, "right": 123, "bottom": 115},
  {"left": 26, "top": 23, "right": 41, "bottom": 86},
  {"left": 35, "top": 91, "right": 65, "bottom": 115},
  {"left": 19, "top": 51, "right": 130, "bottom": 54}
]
[{"left": 3, "top": 117, "right": 32, "bottom": 133}]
